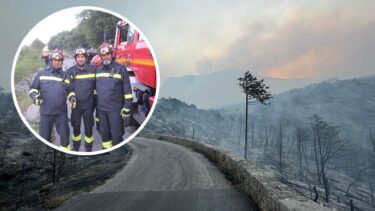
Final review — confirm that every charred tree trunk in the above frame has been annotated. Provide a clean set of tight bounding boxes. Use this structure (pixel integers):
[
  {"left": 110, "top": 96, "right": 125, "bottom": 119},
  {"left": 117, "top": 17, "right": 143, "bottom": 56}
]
[
  {"left": 313, "top": 130, "right": 321, "bottom": 184},
  {"left": 370, "top": 131, "right": 375, "bottom": 153},
  {"left": 52, "top": 149, "right": 56, "bottom": 184},
  {"left": 264, "top": 127, "right": 270, "bottom": 152},
  {"left": 371, "top": 185, "right": 375, "bottom": 208},
  {"left": 245, "top": 93, "right": 248, "bottom": 159},
  {"left": 296, "top": 128, "right": 303, "bottom": 180},
  {"left": 278, "top": 121, "right": 283, "bottom": 173},
  {"left": 322, "top": 171, "right": 329, "bottom": 203},
  {"left": 350, "top": 199, "right": 354, "bottom": 211},
  {"left": 237, "top": 117, "right": 243, "bottom": 153},
  {"left": 251, "top": 122, "right": 255, "bottom": 148},
  {"left": 313, "top": 186, "right": 319, "bottom": 202},
  {"left": 317, "top": 128, "right": 329, "bottom": 202},
  {"left": 56, "top": 151, "right": 66, "bottom": 182},
  {"left": 192, "top": 124, "right": 195, "bottom": 139},
  {"left": 226, "top": 121, "right": 234, "bottom": 139}
]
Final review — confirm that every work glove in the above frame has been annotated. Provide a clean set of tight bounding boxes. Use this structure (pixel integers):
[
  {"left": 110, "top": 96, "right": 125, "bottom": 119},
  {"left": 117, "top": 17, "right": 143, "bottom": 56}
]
[
  {"left": 33, "top": 95, "right": 43, "bottom": 106},
  {"left": 120, "top": 108, "right": 131, "bottom": 120},
  {"left": 70, "top": 96, "right": 77, "bottom": 109}
]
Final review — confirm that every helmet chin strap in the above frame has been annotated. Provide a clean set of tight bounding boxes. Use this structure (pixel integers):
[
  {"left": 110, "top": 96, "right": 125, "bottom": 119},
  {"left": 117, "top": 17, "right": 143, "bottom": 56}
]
[
  {"left": 52, "top": 66, "right": 62, "bottom": 71},
  {"left": 77, "top": 63, "right": 85, "bottom": 68}
]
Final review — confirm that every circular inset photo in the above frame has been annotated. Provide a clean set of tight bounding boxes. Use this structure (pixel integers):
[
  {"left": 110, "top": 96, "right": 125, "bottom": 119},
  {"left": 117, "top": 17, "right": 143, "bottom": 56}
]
[{"left": 11, "top": 6, "right": 159, "bottom": 155}]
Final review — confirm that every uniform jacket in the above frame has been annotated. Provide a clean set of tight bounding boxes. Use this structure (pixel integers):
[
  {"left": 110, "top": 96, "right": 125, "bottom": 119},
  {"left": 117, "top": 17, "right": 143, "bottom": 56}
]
[
  {"left": 29, "top": 68, "right": 75, "bottom": 115},
  {"left": 95, "top": 61, "right": 133, "bottom": 112},
  {"left": 67, "top": 64, "right": 96, "bottom": 110}
]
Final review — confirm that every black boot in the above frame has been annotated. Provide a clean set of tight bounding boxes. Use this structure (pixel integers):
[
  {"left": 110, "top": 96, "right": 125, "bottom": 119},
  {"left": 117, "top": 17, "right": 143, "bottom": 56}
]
[
  {"left": 85, "top": 142, "right": 93, "bottom": 152},
  {"left": 72, "top": 141, "right": 81, "bottom": 151}
]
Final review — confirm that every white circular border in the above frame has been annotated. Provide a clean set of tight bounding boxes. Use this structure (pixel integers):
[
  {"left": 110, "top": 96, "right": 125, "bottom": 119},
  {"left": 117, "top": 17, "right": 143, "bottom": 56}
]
[{"left": 11, "top": 6, "right": 160, "bottom": 156}]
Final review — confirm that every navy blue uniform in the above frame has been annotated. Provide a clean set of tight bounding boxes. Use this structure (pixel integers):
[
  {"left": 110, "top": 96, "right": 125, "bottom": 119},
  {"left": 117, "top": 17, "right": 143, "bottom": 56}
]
[
  {"left": 41, "top": 55, "right": 50, "bottom": 67},
  {"left": 67, "top": 64, "right": 96, "bottom": 151},
  {"left": 96, "top": 61, "right": 133, "bottom": 148},
  {"left": 29, "top": 68, "right": 75, "bottom": 149}
]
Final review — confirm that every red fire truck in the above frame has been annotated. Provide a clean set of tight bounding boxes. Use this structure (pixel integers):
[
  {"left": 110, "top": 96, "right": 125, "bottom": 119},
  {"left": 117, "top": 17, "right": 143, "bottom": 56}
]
[{"left": 113, "top": 20, "right": 157, "bottom": 122}]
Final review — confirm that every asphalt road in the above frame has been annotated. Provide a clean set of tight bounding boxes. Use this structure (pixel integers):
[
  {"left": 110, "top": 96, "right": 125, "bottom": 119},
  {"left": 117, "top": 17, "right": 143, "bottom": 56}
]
[{"left": 56, "top": 137, "right": 259, "bottom": 211}]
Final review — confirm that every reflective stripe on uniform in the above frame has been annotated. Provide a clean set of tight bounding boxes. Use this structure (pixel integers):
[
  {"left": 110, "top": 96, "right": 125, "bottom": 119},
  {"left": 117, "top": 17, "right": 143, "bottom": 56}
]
[
  {"left": 94, "top": 89, "right": 97, "bottom": 95},
  {"left": 85, "top": 135, "right": 94, "bottom": 144},
  {"left": 40, "top": 76, "right": 62, "bottom": 81},
  {"left": 74, "top": 74, "right": 96, "bottom": 79},
  {"left": 40, "top": 76, "right": 70, "bottom": 84},
  {"left": 72, "top": 134, "right": 81, "bottom": 142},
  {"left": 122, "top": 108, "right": 130, "bottom": 112},
  {"left": 96, "top": 73, "right": 121, "bottom": 79},
  {"left": 60, "top": 144, "right": 71, "bottom": 151},
  {"left": 124, "top": 93, "right": 133, "bottom": 99},
  {"left": 29, "top": 89, "right": 39, "bottom": 94},
  {"left": 67, "top": 92, "right": 75, "bottom": 100},
  {"left": 102, "top": 140, "right": 112, "bottom": 149},
  {"left": 95, "top": 117, "right": 99, "bottom": 122}
]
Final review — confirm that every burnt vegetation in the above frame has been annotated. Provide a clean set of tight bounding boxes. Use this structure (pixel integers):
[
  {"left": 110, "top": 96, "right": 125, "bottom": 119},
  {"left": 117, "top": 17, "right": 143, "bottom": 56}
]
[
  {"left": 0, "top": 90, "right": 130, "bottom": 210},
  {"left": 145, "top": 75, "right": 375, "bottom": 210}
]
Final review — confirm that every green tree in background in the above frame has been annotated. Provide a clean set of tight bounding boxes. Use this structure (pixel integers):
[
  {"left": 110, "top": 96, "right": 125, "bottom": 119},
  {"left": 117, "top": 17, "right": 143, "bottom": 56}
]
[
  {"left": 15, "top": 40, "right": 44, "bottom": 83},
  {"left": 49, "top": 31, "right": 70, "bottom": 51},
  {"left": 76, "top": 10, "right": 120, "bottom": 47},
  {"left": 48, "top": 10, "right": 120, "bottom": 52},
  {"left": 31, "top": 38, "right": 45, "bottom": 51}
]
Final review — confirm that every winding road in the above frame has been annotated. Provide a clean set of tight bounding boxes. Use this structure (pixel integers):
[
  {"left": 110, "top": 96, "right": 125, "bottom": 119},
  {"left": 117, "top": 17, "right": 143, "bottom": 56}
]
[{"left": 56, "top": 137, "right": 258, "bottom": 210}]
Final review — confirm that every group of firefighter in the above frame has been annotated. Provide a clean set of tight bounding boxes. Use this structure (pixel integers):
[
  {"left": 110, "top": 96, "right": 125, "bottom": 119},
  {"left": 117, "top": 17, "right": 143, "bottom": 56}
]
[{"left": 29, "top": 43, "right": 134, "bottom": 152}]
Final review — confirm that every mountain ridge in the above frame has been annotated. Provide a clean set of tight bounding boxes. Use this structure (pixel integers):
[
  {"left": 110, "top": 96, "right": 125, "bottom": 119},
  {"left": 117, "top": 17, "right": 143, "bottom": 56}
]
[{"left": 160, "top": 69, "right": 320, "bottom": 109}]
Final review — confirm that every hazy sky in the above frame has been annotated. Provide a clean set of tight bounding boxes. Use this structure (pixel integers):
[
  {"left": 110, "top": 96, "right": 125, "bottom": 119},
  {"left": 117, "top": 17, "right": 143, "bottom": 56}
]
[
  {"left": 23, "top": 8, "right": 82, "bottom": 45},
  {"left": 1, "top": 0, "right": 375, "bottom": 91}
]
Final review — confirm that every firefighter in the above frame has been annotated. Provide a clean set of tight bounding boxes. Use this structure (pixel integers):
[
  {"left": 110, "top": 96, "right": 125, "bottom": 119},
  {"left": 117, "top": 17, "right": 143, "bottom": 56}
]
[
  {"left": 29, "top": 49, "right": 76, "bottom": 150},
  {"left": 86, "top": 48, "right": 98, "bottom": 65},
  {"left": 95, "top": 43, "right": 133, "bottom": 149},
  {"left": 91, "top": 54, "right": 102, "bottom": 68},
  {"left": 41, "top": 49, "right": 50, "bottom": 68},
  {"left": 67, "top": 48, "right": 96, "bottom": 152}
]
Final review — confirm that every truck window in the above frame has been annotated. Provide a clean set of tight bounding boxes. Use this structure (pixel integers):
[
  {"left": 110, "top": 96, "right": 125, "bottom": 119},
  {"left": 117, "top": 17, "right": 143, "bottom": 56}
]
[
  {"left": 127, "top": 25, "right": 135, "bottom": 43},
  {"left": 120, "top": 25, "right": 128, "bottom": 43}
]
